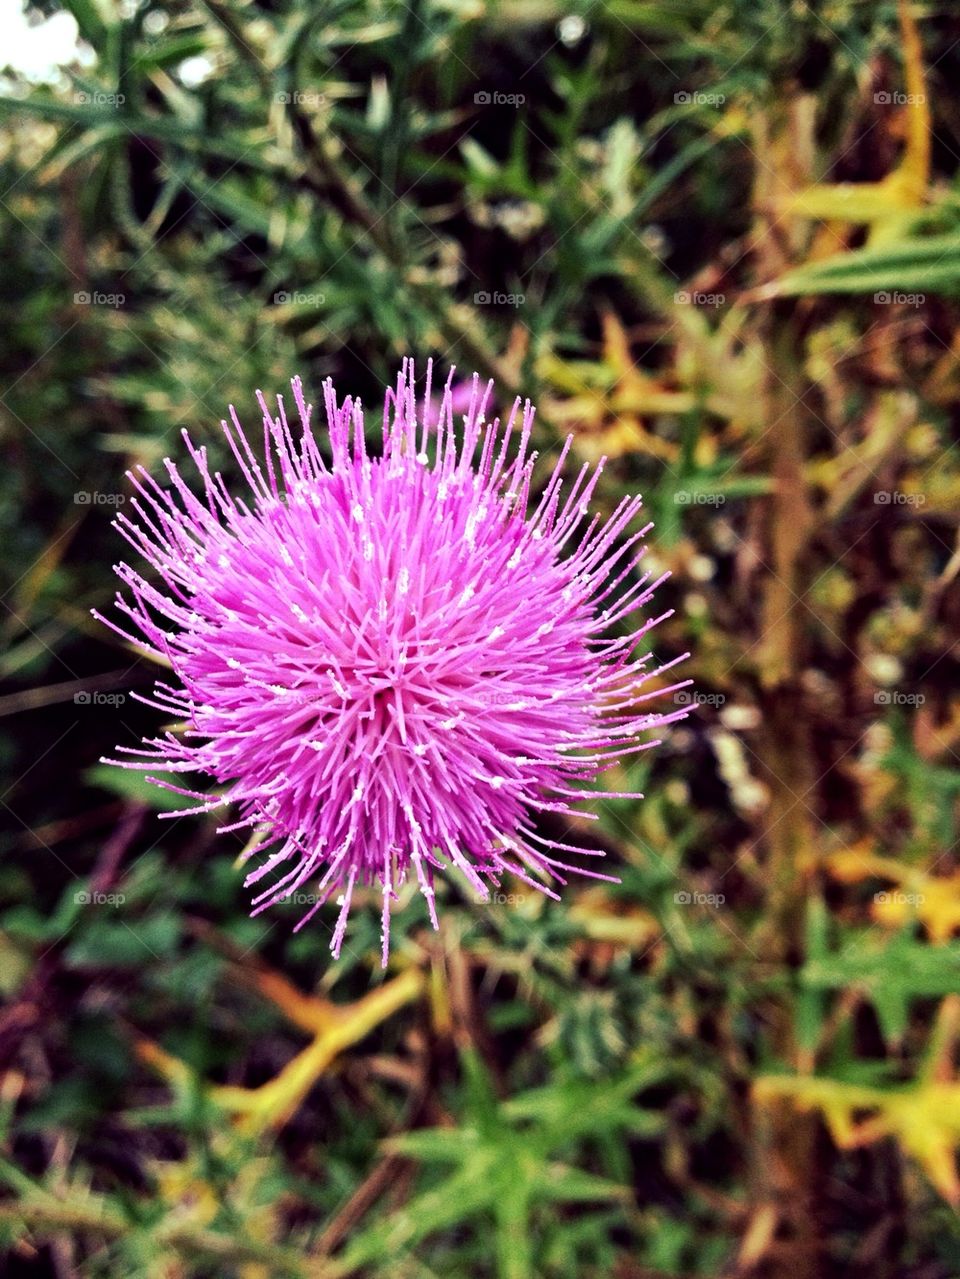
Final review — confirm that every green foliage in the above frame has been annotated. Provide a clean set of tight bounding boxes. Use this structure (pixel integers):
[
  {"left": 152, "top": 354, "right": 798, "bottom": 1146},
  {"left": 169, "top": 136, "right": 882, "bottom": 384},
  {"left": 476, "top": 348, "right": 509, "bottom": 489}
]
[{"left": 3, "top": 0, "right": 960, "bottom": 1276}]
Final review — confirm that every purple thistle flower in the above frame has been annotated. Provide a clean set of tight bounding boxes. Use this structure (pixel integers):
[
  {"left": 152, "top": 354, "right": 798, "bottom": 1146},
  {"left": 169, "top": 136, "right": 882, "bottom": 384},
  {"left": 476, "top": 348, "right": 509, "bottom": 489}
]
[{"left": 98, "top": 361, "right": 688, "bottom": 964}]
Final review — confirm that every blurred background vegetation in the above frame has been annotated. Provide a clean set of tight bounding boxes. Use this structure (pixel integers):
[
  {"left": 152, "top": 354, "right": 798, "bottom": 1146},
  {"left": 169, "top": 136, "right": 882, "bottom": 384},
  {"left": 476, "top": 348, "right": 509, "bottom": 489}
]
[{"left": 2, "top": 0, "right": 960, "bottom": 1274}]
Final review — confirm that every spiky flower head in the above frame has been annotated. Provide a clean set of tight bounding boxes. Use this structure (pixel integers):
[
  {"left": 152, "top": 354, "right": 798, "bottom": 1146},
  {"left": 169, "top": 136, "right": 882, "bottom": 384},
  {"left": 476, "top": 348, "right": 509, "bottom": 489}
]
[{"left": 99, "top": 362, "right": 688, "bottom": 964}]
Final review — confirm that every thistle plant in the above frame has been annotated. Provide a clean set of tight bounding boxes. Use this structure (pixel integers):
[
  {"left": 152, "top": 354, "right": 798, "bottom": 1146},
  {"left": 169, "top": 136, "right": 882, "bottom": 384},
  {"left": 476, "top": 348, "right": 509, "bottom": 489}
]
[{"left": 99, "top": 362, "right": 687, "bottom": 961}]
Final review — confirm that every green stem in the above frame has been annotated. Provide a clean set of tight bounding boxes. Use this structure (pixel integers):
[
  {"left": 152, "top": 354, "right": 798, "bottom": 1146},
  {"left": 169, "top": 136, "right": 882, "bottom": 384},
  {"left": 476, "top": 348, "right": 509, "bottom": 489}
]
[{"left": 0, "top": 1198, "right": 343, "bottom": 1277}]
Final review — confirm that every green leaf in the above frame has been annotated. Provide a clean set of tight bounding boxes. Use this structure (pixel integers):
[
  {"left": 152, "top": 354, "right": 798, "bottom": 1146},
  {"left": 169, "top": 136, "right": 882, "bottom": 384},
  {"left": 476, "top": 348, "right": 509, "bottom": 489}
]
[
  {"left": 60, "top": 0, "right": 110, "bottom": 45},
  {"left": 773, "top": 233, "right": 960, "bottom": 297},
  {"left": 538, "top": 1161, "right": 629, "bottom": 1204},
  {"left": 85, "top": 764, "right": 207, "bottom": 812},
  {"left": 64, "top": 912, "right": 181, "bottom": 968},
  {"left": 802, "top": 933, "right": 960, "bottom": 1045}
]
